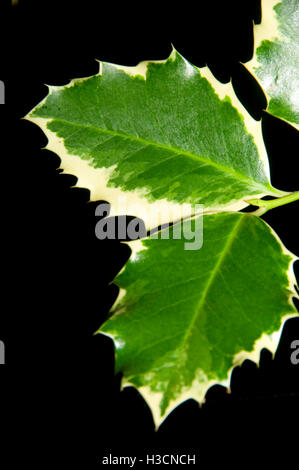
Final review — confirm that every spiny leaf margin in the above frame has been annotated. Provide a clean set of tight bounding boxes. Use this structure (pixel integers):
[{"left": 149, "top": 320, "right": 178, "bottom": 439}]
[
  {"left": 246, "top": 0, "right": 299, "bottom": 129},
  {"left": 24, "top": 48, "right": 284, "bottom": 230},
  {"left": 99, "top": 212, "right": 298, "bottom": 428}
]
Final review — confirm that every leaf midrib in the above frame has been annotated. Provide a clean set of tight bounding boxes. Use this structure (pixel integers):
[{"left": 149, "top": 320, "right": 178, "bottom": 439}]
[
  {"left": 177, "top": 214, "right": 244, "bottom": 360},
  {"left": 49, "top": 117, "right": 268, "bottom": 190}
]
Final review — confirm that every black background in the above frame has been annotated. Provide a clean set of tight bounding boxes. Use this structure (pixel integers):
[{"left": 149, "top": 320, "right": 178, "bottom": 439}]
[{"left": 0, "top": 0, "right": 298, "bottom": 467}]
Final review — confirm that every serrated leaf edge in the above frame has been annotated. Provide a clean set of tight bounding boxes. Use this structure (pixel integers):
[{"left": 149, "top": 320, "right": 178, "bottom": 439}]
[
  {"left": 24, "top": 48, "right": 285, "bottom": 231},
  {"left": 245, "top": 0, "right": 299, "bottom": 130},
  {"left": 102, "top": 216, "right": 298, "bottom": 429}
]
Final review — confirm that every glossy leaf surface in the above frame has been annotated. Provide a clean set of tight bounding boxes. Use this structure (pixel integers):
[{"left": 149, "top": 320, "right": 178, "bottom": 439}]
[
  {"left": 99, "top": 212, "right": 298, "bottom": 426},
  {"left": 26, "top": 49, "right": 281, "bottom": 229},
  {"left": 247, "top": 0, "right": 299, "bottom": 128}
]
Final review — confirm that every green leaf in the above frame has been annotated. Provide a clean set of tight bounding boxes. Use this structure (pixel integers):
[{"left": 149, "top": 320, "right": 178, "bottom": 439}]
[
  {"left": 99, "top": 212, "right": 298, "bottom": 427},
  {"left": 25, "top": 49, "right": 283, "bottom": 230},
  {"left": 247, "top": 0, "right": 299, "bottom": 129}
]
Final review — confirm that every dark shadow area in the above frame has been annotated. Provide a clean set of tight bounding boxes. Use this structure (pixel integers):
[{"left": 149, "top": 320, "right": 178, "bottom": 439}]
[
  {"left": 232, "top": 62, "right": 267, "bottom": 120},
  {"left": 0, "top": 0, "right": 298, "bottom": 467}
]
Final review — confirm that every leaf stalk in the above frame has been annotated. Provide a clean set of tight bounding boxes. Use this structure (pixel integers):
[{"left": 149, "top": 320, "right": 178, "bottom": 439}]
[{"left": 246, "top": 191, "right": 299, "bottom": 216}]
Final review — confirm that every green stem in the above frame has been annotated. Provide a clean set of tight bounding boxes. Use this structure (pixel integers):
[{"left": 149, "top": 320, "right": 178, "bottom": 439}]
[{"left": 246, "top": 191, "right": 299, "bottom": 216}]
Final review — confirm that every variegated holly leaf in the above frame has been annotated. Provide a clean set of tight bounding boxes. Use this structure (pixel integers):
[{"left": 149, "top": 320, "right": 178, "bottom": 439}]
[
  {"left": 25, "top": 49, "right": 284, "bottom": 230},
  {"left": 99, "top": 212, "right": 298, "bottom": 427},
  {"left": 246, "top": 0, "right": 299, "bottom": 129}
]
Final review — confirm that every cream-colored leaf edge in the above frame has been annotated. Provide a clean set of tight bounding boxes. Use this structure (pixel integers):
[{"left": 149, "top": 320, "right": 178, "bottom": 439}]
[
  {"left": 100, "top": 216, "right": 298, "bottom": 429},
  {"left": 245, "top": 0, "right": 299, "bottom": 130},
  {"left": 24, "top": 47, "right": 285, "bottom": 232}
]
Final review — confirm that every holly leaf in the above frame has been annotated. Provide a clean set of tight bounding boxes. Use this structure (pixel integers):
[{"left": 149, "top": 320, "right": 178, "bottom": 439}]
[
  {"left": 246, "top": 0, "right": 299, "bottom": 129},
  {"left": 99, "top": 212, "right": 298, "bottom": 427},
  {"left": 25, "top": 49, "right": 284, "bottom": 230}
]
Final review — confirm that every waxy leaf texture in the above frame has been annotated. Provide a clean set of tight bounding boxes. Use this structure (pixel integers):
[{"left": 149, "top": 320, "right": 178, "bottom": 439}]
[
  {"left": 26, "top": 49, "right": 283, "bottom": 230},
  {"left": 248, "top": 0, "right": 299, "bottom": 129},
  {"left": 99, "top": 213, "right": 297, "bottom": 426},
  {"left": 25, "top": 9, "right": 298, "bottom": 426}
]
